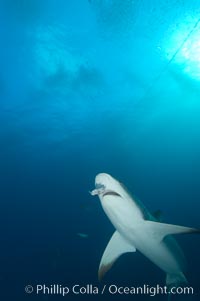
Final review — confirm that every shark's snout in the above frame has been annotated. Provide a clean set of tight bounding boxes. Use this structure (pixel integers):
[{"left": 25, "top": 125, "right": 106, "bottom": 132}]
[
  {"left": 90, "top": 173, "right": 115, "bottom": 197},
  {"left": 93, "top": 173, "right": 123, "bottom": 198},
  {"left": 95, "top": 173, "right": 114, "bottom": 188}
]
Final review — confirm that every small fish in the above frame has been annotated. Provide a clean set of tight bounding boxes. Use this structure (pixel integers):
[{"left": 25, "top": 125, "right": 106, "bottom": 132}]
[{"left": 77, "top": 233, "right": 89, "bottom": 239}]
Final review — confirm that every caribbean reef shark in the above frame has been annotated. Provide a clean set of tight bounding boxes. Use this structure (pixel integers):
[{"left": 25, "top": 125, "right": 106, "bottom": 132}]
[{"left": 90, "top": 173, "right": 200, "bottom": 287}]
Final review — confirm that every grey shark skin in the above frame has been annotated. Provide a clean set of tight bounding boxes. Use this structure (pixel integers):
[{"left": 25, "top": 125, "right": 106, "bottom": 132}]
[{"left": 90, "top": 173, "right": 200, "bottom": 287}]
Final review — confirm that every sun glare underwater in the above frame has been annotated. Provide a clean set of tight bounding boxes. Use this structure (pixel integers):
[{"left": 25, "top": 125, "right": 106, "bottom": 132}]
[{"left": 0, "top": 1, "right": 200, "bottom": 301}]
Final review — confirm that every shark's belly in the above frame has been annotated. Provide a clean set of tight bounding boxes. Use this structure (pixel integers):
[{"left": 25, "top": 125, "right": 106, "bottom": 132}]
[{"left": 101, "top": 196, "right": 143, "bottom": 227}]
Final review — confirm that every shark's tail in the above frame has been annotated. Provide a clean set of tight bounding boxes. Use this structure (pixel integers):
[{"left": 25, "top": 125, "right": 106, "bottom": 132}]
[{"left": 166, "top": 272, "right": 188, "bottom": 301}]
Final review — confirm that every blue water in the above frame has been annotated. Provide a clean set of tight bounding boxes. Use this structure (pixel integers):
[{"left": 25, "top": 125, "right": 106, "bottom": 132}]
[{"left": 1, "top": 1, "right": 200, "bottom": 300}]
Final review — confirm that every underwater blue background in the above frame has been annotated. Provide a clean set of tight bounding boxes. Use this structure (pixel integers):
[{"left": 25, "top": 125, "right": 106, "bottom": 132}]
[{"left": 0, "top": 1, "right": 200, "bottom": 300}]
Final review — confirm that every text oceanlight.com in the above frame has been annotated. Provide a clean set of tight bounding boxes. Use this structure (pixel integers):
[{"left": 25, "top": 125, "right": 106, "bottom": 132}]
[{"left": 25, "top": 284, "right": 194, "bottom": 296}]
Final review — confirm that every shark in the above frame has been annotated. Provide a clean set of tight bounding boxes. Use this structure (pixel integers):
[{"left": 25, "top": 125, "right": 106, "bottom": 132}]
[{"left": 90, "top": 173, "right": 200, "bottom": 287}]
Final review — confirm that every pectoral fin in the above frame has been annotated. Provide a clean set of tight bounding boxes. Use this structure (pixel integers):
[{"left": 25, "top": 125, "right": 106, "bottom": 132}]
[
  {"left": 98, "top": 231, "right": 136, "bottom": 281},
  {"left": 146, "top": 220, "right": 200, "bottom": 242}
]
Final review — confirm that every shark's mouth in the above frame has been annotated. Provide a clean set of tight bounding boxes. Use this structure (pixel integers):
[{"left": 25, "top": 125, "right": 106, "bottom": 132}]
[
  {"left": 102, "top": 191, "right": 121, "bottom": 197},
  {"left": 90, "top": 184, "right": 105, "bottom": 196},
  {"left": 90, "top": 183, "right": 122, "bottom": 198},
  {"left": 90, "top": 188, "right": 121, "bottom": 198}
]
